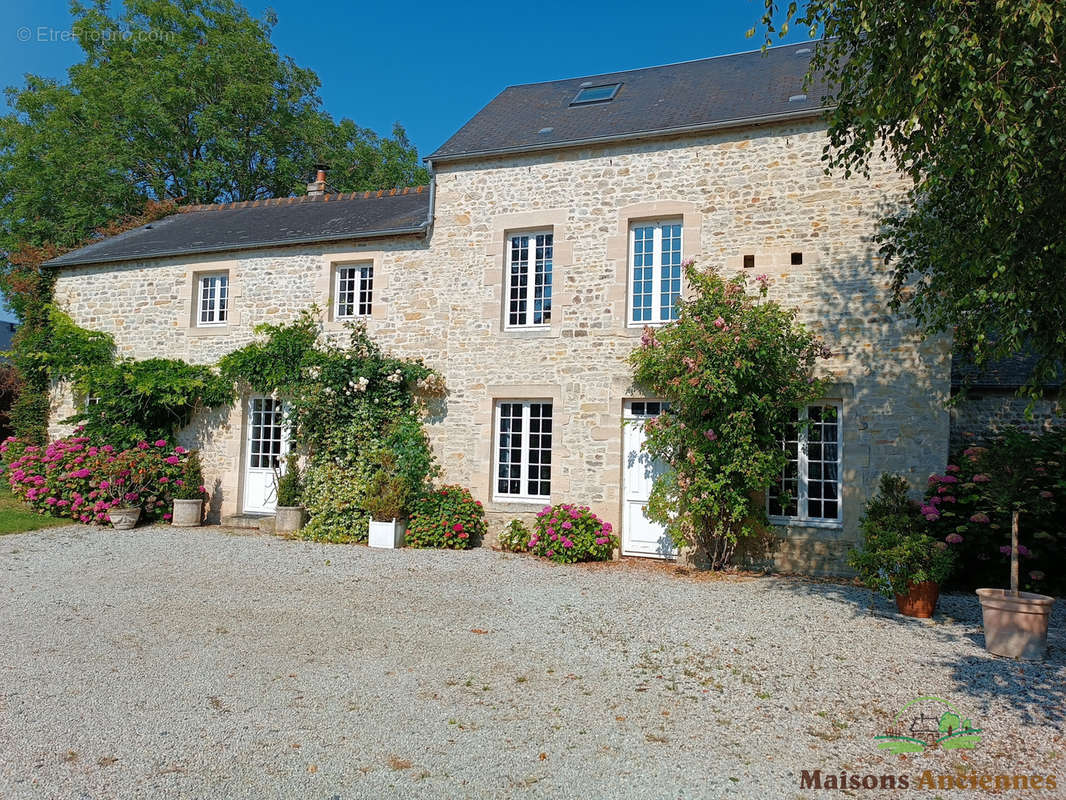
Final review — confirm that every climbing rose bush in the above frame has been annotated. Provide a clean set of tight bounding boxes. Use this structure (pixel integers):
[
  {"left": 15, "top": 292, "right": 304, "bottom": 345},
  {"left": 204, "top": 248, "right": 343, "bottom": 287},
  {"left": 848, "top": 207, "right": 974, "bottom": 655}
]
[
  {"left": 628, "top": 262, "right": 830, "bottom": 568},
  {"left": 2, "top": 435, "right": 195, "bottom": 524},
  {"left": 529, "top": 504, "right": 617, "bottom": 564},
  {"left": 406, "top": 485, "right": 485, "bottom": 549}
]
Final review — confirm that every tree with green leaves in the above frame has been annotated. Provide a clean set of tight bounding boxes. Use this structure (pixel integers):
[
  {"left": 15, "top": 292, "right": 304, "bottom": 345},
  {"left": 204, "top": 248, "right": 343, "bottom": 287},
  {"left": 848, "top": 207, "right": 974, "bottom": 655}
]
[
  {"left": 0, "top": 0, "right": 429, "bottom": 442},
  {"left": 756, "top": 2, "right": 1066, "bottom": 397}
]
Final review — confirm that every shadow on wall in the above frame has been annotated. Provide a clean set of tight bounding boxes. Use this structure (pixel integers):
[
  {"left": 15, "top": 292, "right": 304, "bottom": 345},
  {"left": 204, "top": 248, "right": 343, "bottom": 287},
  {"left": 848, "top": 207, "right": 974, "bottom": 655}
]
[
  {"left": 767, "top": 575, "right": 1066, "bottom": 725},
  {"left": 176, "top": 402, "right": 236, "bottom": 524}
]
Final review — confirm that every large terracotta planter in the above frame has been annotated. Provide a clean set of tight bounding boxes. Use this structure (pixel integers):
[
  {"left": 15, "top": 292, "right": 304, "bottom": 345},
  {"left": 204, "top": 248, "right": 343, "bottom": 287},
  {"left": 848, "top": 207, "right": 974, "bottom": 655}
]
[
  {"left": 108, "top": 506, "right": 141, "bottom": 530},
  {"left": 274, "top": 505, "right": 305, "bottom": 535},
  {"left": 895, "top": 581, "right": 940, "bottom": 618},
  {"left": 171, "top": 499, "right": 203, "bottom": 527},
  {"left": 976, "top": 588, "right": 1055, "bottom": 660}
]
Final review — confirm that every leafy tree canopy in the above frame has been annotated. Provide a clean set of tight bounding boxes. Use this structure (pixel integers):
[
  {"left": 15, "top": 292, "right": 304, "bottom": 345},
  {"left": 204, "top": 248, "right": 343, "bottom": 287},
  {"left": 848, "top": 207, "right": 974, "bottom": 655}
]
[
  {"left": 756, "top": 1, "right": 1066, "bottom": 395},
  {"left": 0, "top": 0, "right": 429, "bottom": 252}
]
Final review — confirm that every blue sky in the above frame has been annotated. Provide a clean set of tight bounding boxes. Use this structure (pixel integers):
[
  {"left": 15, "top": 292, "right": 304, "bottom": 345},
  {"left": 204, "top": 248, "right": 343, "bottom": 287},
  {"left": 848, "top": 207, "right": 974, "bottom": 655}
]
[{"left": 0, "top": 0, "right": 810, "bottom": 322}]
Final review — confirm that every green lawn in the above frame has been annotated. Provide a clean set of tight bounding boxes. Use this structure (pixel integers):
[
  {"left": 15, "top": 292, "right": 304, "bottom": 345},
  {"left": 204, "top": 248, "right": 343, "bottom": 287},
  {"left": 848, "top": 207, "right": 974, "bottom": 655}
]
[{"left": 0, "top": 486, "right": 67, "bottom": 535}]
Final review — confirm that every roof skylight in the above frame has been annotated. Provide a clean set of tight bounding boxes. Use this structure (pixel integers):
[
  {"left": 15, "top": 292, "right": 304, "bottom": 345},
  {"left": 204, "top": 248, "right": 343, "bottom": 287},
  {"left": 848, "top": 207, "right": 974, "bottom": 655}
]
[{"left": 570, "top": 83, "right": 621, "bottom": 106}]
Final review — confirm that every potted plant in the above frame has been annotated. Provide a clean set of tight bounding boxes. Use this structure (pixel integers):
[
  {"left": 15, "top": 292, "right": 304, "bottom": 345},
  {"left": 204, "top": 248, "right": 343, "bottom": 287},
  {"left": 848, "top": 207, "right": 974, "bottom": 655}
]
[
  {"left": 171, "top": 450, "right": 206, "bottom": 527},
  {"left": 99, "top": 449, "right": 159, "bottom": 530},
  {"left": 274, "top": 452, "right": 305, "bottom": 534},
  {"left": 964, "top": 434, "right": 1057, "bottom": 659},
  {"left": 848, "top": 474, "right": 955, "bottom": 618},
  {"left": 366, "top": 473, "right": 410, "bottom": 549}
]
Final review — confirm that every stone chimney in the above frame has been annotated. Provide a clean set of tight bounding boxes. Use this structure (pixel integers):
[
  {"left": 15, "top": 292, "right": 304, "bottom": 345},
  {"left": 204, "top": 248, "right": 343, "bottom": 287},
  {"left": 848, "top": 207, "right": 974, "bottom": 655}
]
[{"left": 306, "top": 164, "right": 328, "bottom": 197}]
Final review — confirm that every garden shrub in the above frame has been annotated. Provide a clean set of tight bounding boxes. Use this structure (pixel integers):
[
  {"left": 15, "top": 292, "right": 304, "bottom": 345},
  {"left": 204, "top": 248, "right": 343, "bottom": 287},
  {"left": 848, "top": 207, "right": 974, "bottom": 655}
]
[
  {"left": 299, "top": 461, "right": 370, "bottom": 543},
  {"left": 275, "top": 452, "right": 303, "bottom": 507},
  {"left": 3, "top": 434, "right": 194, "bottom": 524},
  {"left": 172, "top": 450, "right": 207, "bottom": 501},
  {"left": 498, "top": 518, "right": 530, "bottom": 552},
  {"left": 406, "top": 485, "right": 484, "bottom": 549},
  {"left": 924, "top": 427, "right": 1064, "bottom": 596},
  {"left": 529, "top": 504, "right": 617, "bottom": 564},
  {"left": 629, "top": 263, "right": 830, "bottom": 568},
  {"left": 848, "top": 474, "right": 955, "bottom": 597}
]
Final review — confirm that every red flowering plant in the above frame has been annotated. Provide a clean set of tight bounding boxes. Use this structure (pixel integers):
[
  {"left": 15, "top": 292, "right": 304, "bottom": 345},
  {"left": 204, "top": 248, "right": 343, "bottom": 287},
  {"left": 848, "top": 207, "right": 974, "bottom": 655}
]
[
  {"left": 923, "top": 427, "right": 1063, "bottom": 595},
  {"left": 405, "top": 485, "right": 485, "bottom": 549},
  {"left": 4, "top": 434, "right": 193, "bottom": 525},
  {"left": 529, "top": 504, "right": 618, "bottom": 564}
]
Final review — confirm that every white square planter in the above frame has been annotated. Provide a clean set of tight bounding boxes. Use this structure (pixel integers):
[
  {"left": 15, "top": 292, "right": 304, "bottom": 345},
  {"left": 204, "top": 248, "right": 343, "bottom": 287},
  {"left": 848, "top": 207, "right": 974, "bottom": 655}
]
[{"left": 368, "top": 518, "right": 406, "bottom": 549}]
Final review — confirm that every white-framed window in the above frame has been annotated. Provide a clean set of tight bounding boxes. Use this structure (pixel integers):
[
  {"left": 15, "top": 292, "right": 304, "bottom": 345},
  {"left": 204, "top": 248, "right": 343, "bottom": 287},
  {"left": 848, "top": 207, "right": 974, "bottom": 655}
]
[
  {"left": 506, "top": 232, "right": 553, "bottom": 328},
  {"left": 768, "top": 403, "right": 842, "bottom": 524},
  {"left": 494, "top": 400, "right": 553, "bottom": 501},
  {"left": 197, "top": 272, "right": 229, "bottom": 326},
  {"left": 335, "top": 263, "right": 373, "bottom": 319},
  {"left": 629, "top": 220, "right": 682, "bottom": 325}
]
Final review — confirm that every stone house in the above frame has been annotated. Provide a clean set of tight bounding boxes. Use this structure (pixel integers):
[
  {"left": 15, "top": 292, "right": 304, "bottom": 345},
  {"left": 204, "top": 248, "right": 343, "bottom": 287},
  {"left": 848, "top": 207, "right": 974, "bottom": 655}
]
[{"left": 46, "top": 43, "right": 951, "bottom": 573}]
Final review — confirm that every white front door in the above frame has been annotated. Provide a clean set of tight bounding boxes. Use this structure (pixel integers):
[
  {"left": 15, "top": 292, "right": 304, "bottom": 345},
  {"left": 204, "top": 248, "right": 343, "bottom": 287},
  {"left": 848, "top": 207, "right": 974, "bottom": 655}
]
[
  {"left": 243, "top": 396, "right": 288, "bottom": 514},
  {"left": 622, "top": 400, "right": 677, "bottom": 558}
]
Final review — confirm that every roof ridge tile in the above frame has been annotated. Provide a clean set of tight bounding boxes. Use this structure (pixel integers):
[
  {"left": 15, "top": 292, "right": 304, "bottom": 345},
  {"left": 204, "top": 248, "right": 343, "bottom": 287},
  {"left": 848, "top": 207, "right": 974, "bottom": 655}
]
[{"left": 177, "top": 185, "right": 429, "bottom": 214}]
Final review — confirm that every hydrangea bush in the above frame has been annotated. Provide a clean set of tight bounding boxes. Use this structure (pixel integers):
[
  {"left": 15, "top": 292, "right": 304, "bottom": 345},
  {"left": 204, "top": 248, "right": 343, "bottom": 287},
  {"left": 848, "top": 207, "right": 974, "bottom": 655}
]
[
  {"left": 2, "top": 434, "right": 199, "bottom": 525},
  {"left": 923, "top": 427, "right": 1063, "bottom": 595},
  {"left": 498, "top": 518, "right": 531, "bottom": 552},
  {"left": 406, "top": 485, "right": 485, "bottom": 549},
  {"left": 528, "top": 504, "right": 617, "bottom": 564}
]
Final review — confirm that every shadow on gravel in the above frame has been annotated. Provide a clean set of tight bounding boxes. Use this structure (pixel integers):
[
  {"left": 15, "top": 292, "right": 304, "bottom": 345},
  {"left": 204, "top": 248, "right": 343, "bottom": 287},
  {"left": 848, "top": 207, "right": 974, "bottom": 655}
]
[{"left": 770, "top": 575, "right": 1066, "bottom": 725}]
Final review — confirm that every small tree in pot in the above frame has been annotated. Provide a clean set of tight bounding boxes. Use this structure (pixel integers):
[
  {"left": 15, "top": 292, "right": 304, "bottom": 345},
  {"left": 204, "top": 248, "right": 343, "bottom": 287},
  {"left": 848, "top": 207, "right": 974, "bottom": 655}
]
[
  {"left": 936, "top": 432, "right": 1059, "bottom": 659},
  {"left": 171, "top": 451, "right": 206, "bottom": 527},
  {"left": 274, "top": 452, "right": 305, "bottom": 535},
  {"left": 848, "top": 474, "right": 955, "bottom": 618},
  {"left": 366, "top": 473, "right": 410, "bottom": 549}
]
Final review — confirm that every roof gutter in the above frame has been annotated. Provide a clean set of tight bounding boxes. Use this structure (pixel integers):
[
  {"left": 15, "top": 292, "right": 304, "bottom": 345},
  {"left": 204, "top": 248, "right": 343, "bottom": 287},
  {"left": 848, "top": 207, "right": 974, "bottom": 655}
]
[
  {"left": 427, "top": 106, "right": 831, "bottom": 164},
  {"left": 44, "top": 222, "right": 429, "bottom": 269},
  {"left": 424, "top": 158, "right": 436, "bottom": 240}
]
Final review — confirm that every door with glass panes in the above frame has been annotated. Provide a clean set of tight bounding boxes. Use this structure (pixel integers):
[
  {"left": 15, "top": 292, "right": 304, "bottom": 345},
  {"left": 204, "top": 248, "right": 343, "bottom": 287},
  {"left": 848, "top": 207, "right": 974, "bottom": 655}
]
[{"left": 243, "top": 396, "right": 288, "bottom": 513}]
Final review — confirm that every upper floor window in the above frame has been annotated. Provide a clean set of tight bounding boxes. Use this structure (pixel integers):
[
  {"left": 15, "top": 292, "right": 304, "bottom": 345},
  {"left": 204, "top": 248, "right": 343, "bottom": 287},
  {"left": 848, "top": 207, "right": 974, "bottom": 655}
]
[
  {"left": 335, "top": 264, "right": 373, "bottom": 319},
  {"left": 768, "top": 403, "right": 842, "bottom": 524},
  {"left": 629, "top": 220, "right": 682, "bottom": 325},
  {"left": 198, "top": 272, "right": 229, "bottom": 326},
  {"left": 495, "top": 400, "right": 553, "bottom": 501},
  {"left": 506, "top": 232, "right": 553, "bottom": 329}
]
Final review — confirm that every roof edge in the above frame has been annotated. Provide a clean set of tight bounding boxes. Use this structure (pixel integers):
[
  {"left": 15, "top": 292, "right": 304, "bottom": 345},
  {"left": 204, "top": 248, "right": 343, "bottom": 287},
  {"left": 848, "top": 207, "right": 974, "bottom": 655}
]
[
  {"left": 427, "top": 106, "right": 830, "bottom": 164},
  {"left": 45, "top": 221, "right": 429, "bottom": 269}
]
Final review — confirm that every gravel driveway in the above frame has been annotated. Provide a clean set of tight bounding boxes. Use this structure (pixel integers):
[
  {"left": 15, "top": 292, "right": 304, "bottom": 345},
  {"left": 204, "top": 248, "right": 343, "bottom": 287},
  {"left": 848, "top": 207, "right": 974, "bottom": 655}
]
[{"left": 1, "top": 525, "right": 1063, "bottom": 799}]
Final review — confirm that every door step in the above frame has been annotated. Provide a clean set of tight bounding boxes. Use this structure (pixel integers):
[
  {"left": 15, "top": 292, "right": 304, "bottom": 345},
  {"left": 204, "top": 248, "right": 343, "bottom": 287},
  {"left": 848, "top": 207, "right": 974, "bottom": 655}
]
[{"left": 221, "top": 514, "right": 275, "bottom": 532}]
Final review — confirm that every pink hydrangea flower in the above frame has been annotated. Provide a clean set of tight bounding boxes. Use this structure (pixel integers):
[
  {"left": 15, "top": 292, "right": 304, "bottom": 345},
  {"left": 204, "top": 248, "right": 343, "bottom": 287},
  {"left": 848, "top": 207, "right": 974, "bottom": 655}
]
[
  {"left": 561, "top": 521, "right": 572, "bottom": 530},
  {"left": 704, "top": 429, "right": 717, "bottom": 441},
  {"left": 452, "top": 523, "right": 463, "bottom": 533},
  {"left": 154, "top": 440, "right": 167, "bottom": 447},
  {"left": 165, "top": 456, "right": 180, "bottom": 465},
  {"left": 945, "top": 533, "right": 963, "bottom": 544},
  {"left": 970, "top": 513, "right": 990, "bottom": 524},
  {"left": 972, "top": 474, "right": 990, "bottom": 483},
  {"left": 546, "top": 549, "right": 554, "bottom": 558},
  {"left": 713, "top": 316, "right": 726, "bottom": 329},
  {"left": 174, "top": 446, "right": 187, "bottom": 455}
]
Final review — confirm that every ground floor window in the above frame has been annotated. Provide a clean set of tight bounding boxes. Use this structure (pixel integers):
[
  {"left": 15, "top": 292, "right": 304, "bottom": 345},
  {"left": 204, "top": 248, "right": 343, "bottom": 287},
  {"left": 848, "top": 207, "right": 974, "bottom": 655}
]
[
  {"left": 768, "top": 403, "right": 842, "bottom": 523},
  {"left": 494, "top": 400, "right": 552, "bottom": 501}
]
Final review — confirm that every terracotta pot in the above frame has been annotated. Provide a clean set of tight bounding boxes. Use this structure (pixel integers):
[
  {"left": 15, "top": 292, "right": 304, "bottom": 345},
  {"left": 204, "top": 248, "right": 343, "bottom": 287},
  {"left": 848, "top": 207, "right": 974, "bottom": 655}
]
[
  {"left": 274, "top": 505, "right": 305, "bottom": 534},
  {"left": 171, "top": 498, "right": 203, "bottom": 527},
  {"left": 108, "top": 506, "right": 142, "bottom": 530},
  {"left": 976, "top": 588, "right": 1055, "bottom": 660},
  {"left": 894, "top": 581, "right": 940, "bottom": 618}
]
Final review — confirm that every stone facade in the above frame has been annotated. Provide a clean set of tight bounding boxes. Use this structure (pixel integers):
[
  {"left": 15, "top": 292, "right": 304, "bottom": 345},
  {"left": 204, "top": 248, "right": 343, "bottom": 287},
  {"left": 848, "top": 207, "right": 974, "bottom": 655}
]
[
  {"left": 949, "top": 391, "right": 1063, "bottom": 452},
  {"left": 51, "top": 120, "right": 951, "bottom": 573}
]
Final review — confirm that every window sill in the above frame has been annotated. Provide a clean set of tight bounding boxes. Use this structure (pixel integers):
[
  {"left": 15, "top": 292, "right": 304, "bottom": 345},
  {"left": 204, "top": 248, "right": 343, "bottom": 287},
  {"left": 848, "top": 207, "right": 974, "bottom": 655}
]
[
  {"left": 769, "top": 517, "right": 844, "bottom": 531},
  {"left": 188, "top": 324, "right": 231, "bottom": 337},
  {"left": 501, "top": 327, "right": 553, "bottom": 338},
  {"left": 489, "top": 498, "right": 550, "bottom": 512}
]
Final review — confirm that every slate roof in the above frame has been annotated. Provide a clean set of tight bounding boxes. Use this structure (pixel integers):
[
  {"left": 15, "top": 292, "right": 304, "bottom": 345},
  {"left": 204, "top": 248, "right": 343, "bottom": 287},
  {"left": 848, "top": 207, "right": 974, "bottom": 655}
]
[
  {"left": 46, "top": 187, "right": 430, "bottom": 268},
  {"left": 429, "top": 42, "right": 829, "bottom": 162}
]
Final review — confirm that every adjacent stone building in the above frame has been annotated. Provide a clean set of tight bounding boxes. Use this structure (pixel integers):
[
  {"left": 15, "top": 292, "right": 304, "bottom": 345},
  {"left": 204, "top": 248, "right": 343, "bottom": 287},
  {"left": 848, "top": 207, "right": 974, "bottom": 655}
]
[{"left": 46, "top": 43, "right": 952, "bottom": 573}]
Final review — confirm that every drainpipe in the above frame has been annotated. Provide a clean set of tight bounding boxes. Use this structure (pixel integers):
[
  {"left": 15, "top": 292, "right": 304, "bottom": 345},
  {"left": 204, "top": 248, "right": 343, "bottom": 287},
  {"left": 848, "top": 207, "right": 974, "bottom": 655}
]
[{"left": 424, "top": 158, "right": 436, "bottom": 241}]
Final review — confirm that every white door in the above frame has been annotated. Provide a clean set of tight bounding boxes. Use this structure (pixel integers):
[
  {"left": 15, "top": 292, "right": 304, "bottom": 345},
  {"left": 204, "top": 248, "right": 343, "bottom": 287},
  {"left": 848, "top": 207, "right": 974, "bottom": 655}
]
[
  {"left": 243, "top": 396, "right": 288, "bottom": 514},
  {"left": 622, "top": 400, "right": 677, "bottom": 558}
]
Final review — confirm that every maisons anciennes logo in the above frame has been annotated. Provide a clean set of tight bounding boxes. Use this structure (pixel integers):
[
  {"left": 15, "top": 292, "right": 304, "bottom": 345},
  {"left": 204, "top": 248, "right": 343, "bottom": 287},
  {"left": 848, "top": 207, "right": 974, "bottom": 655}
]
[{"left": 798, "top": 696, "right": 1058, "bottom": 793}]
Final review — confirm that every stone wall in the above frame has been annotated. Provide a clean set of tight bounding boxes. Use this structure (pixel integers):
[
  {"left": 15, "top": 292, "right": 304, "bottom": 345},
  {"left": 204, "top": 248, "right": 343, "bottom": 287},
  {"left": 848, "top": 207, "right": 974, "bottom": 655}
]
[
  {"left": 51, "top": 120, "right": 951, "bottom": 572},
  {"left": 949, "top": 391, "right": 1063, "bottom": 452}
]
